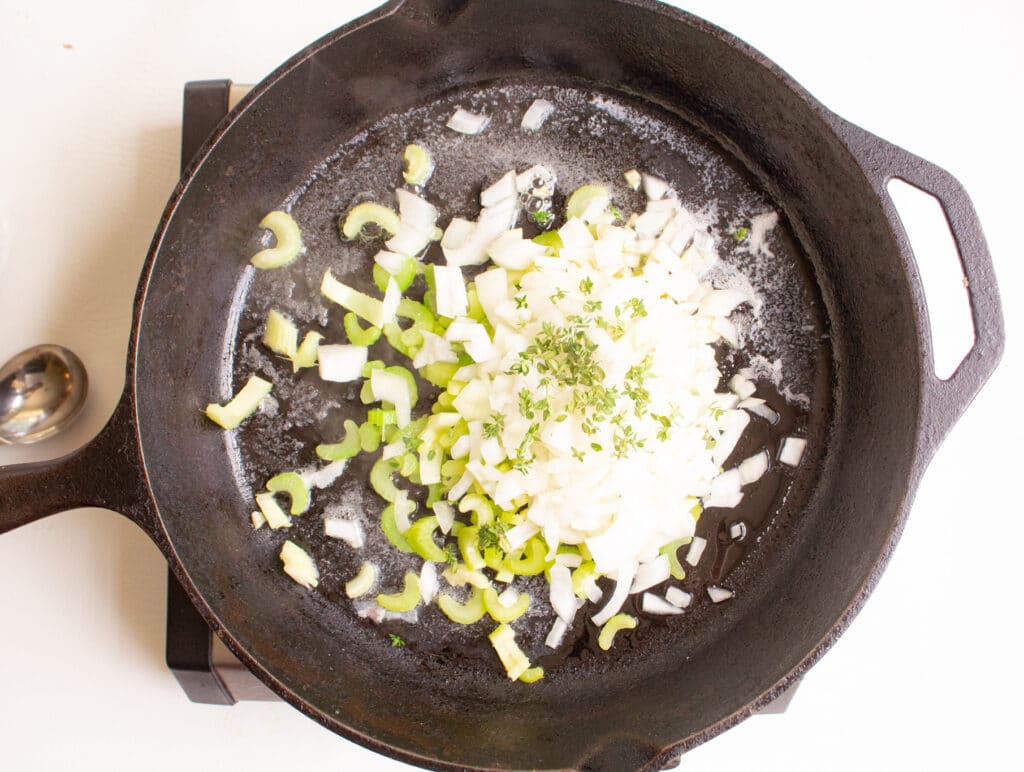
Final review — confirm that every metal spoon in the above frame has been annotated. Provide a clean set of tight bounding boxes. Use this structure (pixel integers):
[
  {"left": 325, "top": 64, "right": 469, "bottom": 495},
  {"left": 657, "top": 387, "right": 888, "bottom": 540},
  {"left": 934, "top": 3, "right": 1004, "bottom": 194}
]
[{"left": 0, "top": 345, "right": 88, "bottom": 444}]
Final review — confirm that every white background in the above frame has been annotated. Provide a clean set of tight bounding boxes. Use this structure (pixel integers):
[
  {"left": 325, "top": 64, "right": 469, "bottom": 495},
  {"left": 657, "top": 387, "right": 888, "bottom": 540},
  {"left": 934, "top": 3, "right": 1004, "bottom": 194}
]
[{"left": 1, "top": 1, "right": 1020, "bottom": 770}]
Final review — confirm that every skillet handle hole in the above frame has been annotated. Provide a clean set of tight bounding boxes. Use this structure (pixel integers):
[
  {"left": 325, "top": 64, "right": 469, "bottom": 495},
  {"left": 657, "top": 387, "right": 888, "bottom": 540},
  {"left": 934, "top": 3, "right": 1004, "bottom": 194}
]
[{"left": 886, "top": 178, "right": 976, "bottom": 380}]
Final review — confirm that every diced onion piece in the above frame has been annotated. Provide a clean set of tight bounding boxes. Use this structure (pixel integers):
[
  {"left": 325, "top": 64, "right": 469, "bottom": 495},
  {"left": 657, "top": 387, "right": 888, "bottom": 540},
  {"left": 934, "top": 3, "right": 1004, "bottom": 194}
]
[
  {"left": 392, "top": 491, "right": 416, "bottom": 534},
  {"left": 707, "top": 585, "right": 735, "bottom": 603},
  {"left": 779, "top": 436, "right": 807, "bottom": 467},
  {"left": 321, "top": 271, "right": 384, "bottom": 327},
  {"left": 402, "top": 143, "right": 434, "bottom": 186},
  {"left": 738, "top": 451, "right": 769, "bottom": 485},
  {"left": 433, "top": 265, "right": 469, "bottom": 318},
  {"left": 641, "top": 593, "right": 684, "bottom": 615},
  {"left": 481, "top": 171, "right": 517, "bottom": 208},
  {"left": 345, "top": 562, "right": 377, "bottom": 598},
  {"left": 729, "top": 521, "right": 748, "bottom": 541},
  {"left": 545, "top": 617, "right": 569, "bottom": 649},
  {"left": 741, "top": 398, "right": 780, "bottom": 424},
  {"left": 324, "top": 517, "right": 364, "bottom": 548},
  {"left": 591, "top": 563, "right": 636, "bottom": 627},
  {"left": 446, "top": 108, "right": 490, "bottom": 135},
  {"left": 420, "top": 561, "right": 439, "bottom": 604},
  {"left": 521, "top": 98, "right": 555, "bottom": 130},
  {"left": 642, "top": 173, "right": 669, "bottom": 200},
  {"left": 412, "top": 329, "right": 458, "bottom": 369},
  {"left": 381, "top": 277, "right": 401, "bottom": 326},
  {"left": 205, "top": 375, "right": 272, "bottom": 429},
  {"left": 597, "top": 613, "right": 637, "bottom": 650},
  {"left": 548, "top": 564, "right": 577, "bottom": 624},
  {"left": 630, "top": 555, "right": 672, "bottom": 594},
  {"left": 488, "top": 624, "right": 531, "bottom": 681},
  {"left": 250, "top": 510, "right": 265, "bottom": 530},
  {"left": 624, "top": 169, "right": 642, "bottom": 190},
  {"left": 250, "top": 210, "right": 302, "bottom": 269},
  {"left": 432, "top": 501, "right": 455, "bottom": 534},
  {"left": 665, "top": 587, "right": 692, "bottom": 608},
  {"left": 292, "top": 331, "right": 323, "bottom": 371},
  {"left": 255, "top": 492, "right": 291, "bottom": 530},
  {"left": 262, "top": 310, "right": 298, "bottom": 358},
  {"left": 729, "top": 373, "right": 757, "bottom": 400},
  {"left": 445, "top": 318, "right": 494, "bottom": 362},
  {"left": 566, "top": 185, "right": 610, "bottom": 222},
  {"left": 280, "top": 540, "right": 319, "bottom": 589},
  {"left": 318, "top": 344, "right": 368, "bottom": 383},
  {"left": 341, "top": 202, "right": 400, "bottom": 240},
  {"left": 371, "top": 368, "right": 412, "bottom": 427},
  {"left": 685, "top": 536, "right": 707, "bottom": 567},
  {"left": 702, "top": 289, "right": 749, "bottom": 318}
]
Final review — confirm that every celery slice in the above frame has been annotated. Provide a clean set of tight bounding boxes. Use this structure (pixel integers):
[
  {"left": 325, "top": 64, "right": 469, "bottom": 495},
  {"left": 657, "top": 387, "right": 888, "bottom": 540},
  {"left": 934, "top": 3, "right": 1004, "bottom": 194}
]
[
  {"left": 571, "top": 561, "right": 598, "bottom": 599},
  {"left": 255, "top": 492, "right": 291, "bottom": 530},
  {"left": 566, "top": 184, "right": 610, "bottom": 222},
  {"left": 280, "top": 540, "right": 318, "bottom": 589},
  {"left": 419, "top": 361, "right": 460, "bottom": 388},
  {"left": 345, "top": 562, "right": 378, "bottom": 598},
  {"left": 359, "top": 422, "right": 382, "bottom": 453},
  {"left": 659, "top": 538, "right": 691, "bottom": 581},
  {"left": 344, "top": 312, "right": 382, "bottom": 346},
  {"left": 341, "top": 202, "right": 400, "bottom": 240},
  {"left": 597, "top": 613, "right": 637, "bottom": 651},
  {"left": 367, "top": 408, "right": 398, "bottom": 429},
  {"left": 518, "top": 666, "right": 544, "bottom": 684},
  {"left": 262, "top": 309, "right": 298, "bottom": 358},
  {"left": 531, "top": 230, "right": 563, "bottom": 255},
  {"left": 405, "top": 516, "right": 448, "bottom": 562},
  {"left": 381, "top": 322, "right": 411, "bottom": 357},
  {"left": 458, "top": 493, "right": 495, "bottom": 526},
  {"left": 483, "top": 587, "right": 530, "bottom": 623},
  {"left": 505, "top": 537, "right": 549, "bottom": 576},
  {"left": 488, "top": 624, "right": 531, "bottom": 681},
  {"left": 397, "top": 298, "right": 436, "bottom": 327},
  {"left": 370, "top": 457, "right": 400, "bottom": 502},
  {"left": 458, "top": 526, "right": 486, "bottom": 570},
  {"left": 292, "top": 331, "right": 323, "bottom": 371},
  {"left": 316, "top": 419, "right": 362, "bottom": 460},
  {"left": 377, "top": 571, "right": 421, "bottom": 611},
  {"left": 205, "top": 375, "right": 272, "bottom": 429},
  {"left": 251, "top": 211, "right": 302, "bottom": 270},
  {"left": 266, "top": 472, "right": 310, "bottom": 515},
  {"left": 438, "top": 588, "right": 486, "bottom": 625},
  {"left": 380, "top": 504, "right": 414, "bottom": 553},
  {"left": 321, "top": 271, "right": 384, "bottom": 327},
  {"left": 402, "top": 144, "right": 434, "bottom": 186}
]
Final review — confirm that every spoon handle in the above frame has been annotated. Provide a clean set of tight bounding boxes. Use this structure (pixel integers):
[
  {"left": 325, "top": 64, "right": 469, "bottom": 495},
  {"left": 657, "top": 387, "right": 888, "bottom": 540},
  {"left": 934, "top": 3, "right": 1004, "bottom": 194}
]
[{"left": 0, "top": 390, "right": 159, "bottom": 538}]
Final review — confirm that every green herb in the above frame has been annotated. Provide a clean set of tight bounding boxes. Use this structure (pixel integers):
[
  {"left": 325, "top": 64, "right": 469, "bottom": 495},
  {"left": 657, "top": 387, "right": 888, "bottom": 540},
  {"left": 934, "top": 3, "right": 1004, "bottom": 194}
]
[
  {"left": 590, "top": 442, "right": 603, "bottom": 452},
  {"left": 389, "top": 633, "right": 406, "bottom": 648},
  {"left": 626, "top": 297, "right": 647, "bottom": 319},
  {"left": 514, "top": 294, "right": 528, "bottom": 310},
  {"left": 583, "top": 299, "right": 603, "bottom": 314},
  {"left": 427, "top": 449, "right": 437, "bottom": 461},
  {"left": 518, "top": 388, "right": 536, "bottom": 419},
  {"left": 478, "top": 521, "right": 509, "bottom": 552},
  {"left": 507, "top": 359, "right": 530, "bottom": 376},
  {"left": 734, "top": 227, "right": 749, "bottom": 241},
  {"left": 402, "top": 435, "right": 424, "bottom": 452},
  {"left": 530, "top": 209, "right": 554, "bottom": 226},
  {"left": 607, "top": 204, "right": 623, "bottom": 221},
  {"left": 710, "top": 407, "right": 725, "bottom": 420},
  {"left": 483, "top": 412, "right": 506, "bottom": 439},
  {"left": 613, "top": 425, "right": 645, "bottom": 458},
  {"left": 579, "top": 277, "right": 594, "bottom": 295},
  {"left": 444, "top": 543, "right": 459, "bottom": 569},
  {"left": 549, "top": 288, "right": 567, "bottom": 303},
  {"left": 571, "top": 447, "right": 586, "bottom": 462}
]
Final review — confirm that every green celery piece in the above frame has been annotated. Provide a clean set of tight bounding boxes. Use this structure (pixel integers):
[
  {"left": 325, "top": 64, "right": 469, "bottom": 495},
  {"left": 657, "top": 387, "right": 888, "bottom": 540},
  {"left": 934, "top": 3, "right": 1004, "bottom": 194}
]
[
  {"left": 518, "top": 666, "right": 544, "bottom": 683},
  {"left": 483, "top": 587, "right": 530, "bottom": 623},
  {"left": 397, "top": 298, "right": 434, "bottom": 328},
  {"left": 359, "top": 422, "right": 382, "bottom": 453},
  {"left": 659, "top": 538, "right": 691, "bottom": 580},
  {"left": 531, "top": 229, "right": 563, "bottom": 255},
  {"left": 291, "top": 331, "right": 323, "bottom": 371},
  {"left": 251, "top": 211, "right": 302, "bottom": 270},
  {"left": 405, "top": 516, "right": 448, "bottom": 562},
  {"left": 372, "top": 263, "right": 391, "bottom": 293},
  {"left": 597, "top": 613, "right": 637, "bottom": 651},
  {"left": 437, "top": 588, "right": 486, "bottom": 625},
  {"left": 457, "top": 526, "right": 486, "bottom": 570},
  {"left": 402, "top": 144, "right": 434, "bottom": 186},
  {"left": 566, "top": 184, "right": 610, "bottom": 221},
  {"left": 321, "top": 271, "right": 384, "bottom": 327},
  {"left": 571, "top": 561, "right": 598, "bottom": 599},
  {"left": 420, "top": 361, "right": 459, "bottom": 388},
  {"left": 458, "top": 494, "right": 495, "bottom": 526},
  {"left": 262, "top": 309, "right": 298, "bottom": 358},
  {"left": 367, "top": 408, "right": 398, "bottom": 429},
  {"left": 505, "top": 537, "right": 549, "bottom": 576},
  {"left": 380, "top": 504, "right": 414, "bottom": 553},
  {"left": 344, "top": 312, "right": 382, "bottom": 347},
  {"left": 340, "top": 202, "right": 400, "bottom": 240},
  {"left": 204, "top": 375, "right": 272, "bottom": 430},
  {"left": 370, "top": 457, "right": 400, "bottom": 502},
  {"left": 466, "top": 284, "right": 486, "bottom": 323},
  {"left": 265, "top": 472, "right": 310, "bottom": 515},
  {"left": 376, "top": 571, "right": 420, "bottom": 612},
  {"left": 361, "top": 359, "right": 386, "bottom": 378},
  {"left": 316, "top": 419, "right": 362, "bottom": 460},
  {"left": 382, "top": 322, "right": 411, "bottom": 357}
]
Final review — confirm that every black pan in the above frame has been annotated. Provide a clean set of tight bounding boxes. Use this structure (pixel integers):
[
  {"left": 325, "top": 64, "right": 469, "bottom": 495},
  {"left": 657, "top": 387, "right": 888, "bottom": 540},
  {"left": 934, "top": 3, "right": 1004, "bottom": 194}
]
[{"left": 0, "top": 1, "right": 1004, "bottom": 769}]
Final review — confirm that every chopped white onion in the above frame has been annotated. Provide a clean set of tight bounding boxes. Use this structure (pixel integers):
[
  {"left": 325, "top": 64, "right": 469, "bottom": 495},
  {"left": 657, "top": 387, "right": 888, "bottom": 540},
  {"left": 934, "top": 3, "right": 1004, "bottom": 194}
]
[
  {"left": 779, "top": 436, "right": 807, "bottom": 467},
  {"left": 624, "top": 169, "right": 642, "bottom": 190},
  {"left": 641, "top": 592, "right": 684, "bottom": 615},
  {"left": 280, "top": 540, "right": 318, "bottom": 589},
  {"left": 545, "top": 617, "right": 569, "bottom": 649},
  {"left": 497, "top": 586, "right": 521, "bottom": 608},
  {"left": 420, "top": 561, "right": 439, "bottom": 604},
  {"left": 303, "top": 459, "right": 349, "bottom": 489},
  {"left": 412, "top": 329, "right": 458, "bottom": 369},
  {"left": 705, "top": 468, "right": 744, "bottom": 509},
  {"left": 555, "top": 551, "right": 583, "bottom": 569},
  {"left": 729, "top": 521, "right": 748, "bottom": 541},
  {"left": 317, "top": 344, "right": 368, "bottom": 383},
  {"left": 685, "top": 536, "right": 707, "bottom": 567},
  {"left": 374, "top": 250, "right": 408, "bottom": 274},
  {"left": 738, "top": 451, "right": 769, "bottom": 485},
  {"left": 665, "top": 587, "right": 692, "bottom": 608},
  {"left": 707, "top": 586, "right": 735, "bottom": 603},
  {"left": 392, "top": 491, "right": 414, "bottom": 534},
  {"left": 480, "top": 171, "right": 517, "bottom": 208},
  {"left": 370, "top": 368, "right": 412, "bottom": 427},
  {"left": 380, "top": 277, "right": 401, "bottom": 326},
  {"left": 741, "top": 398, "right": 780, "bottom": 424},
  {"left": 446, "top": 108, "right": 489, "bottom": 135},
  {"left": 432, "top": 264, "right": 469, "bottom": 318},
  {"left": 324, "top": 517, "right": 364, "bottom": 548},
  {"left": 250, "top": 510, "right": 265, "bottom": 530},
  {"left": 432, "top": 501, "right": 455, "bottom": 534},
  {"left": 549, "top": 564, "right": 578, "bottom": 624},
  {"left": 447, "top": 471, "right": 473, "bottom": 501},
  {"left": 521, "top": 98, "right": 555, "bottom": 130},
  {"left": 729, "top": 373, "right": 757, "bottom": 400},
  {"left": 591, "top": 563, "right": 637, "bottom": 626},
  {"left": 630, "top": 554, "right": 671, "bottom": 594},
  {"left": 642, "top": 173, "right": 669, "bottom": 200}
]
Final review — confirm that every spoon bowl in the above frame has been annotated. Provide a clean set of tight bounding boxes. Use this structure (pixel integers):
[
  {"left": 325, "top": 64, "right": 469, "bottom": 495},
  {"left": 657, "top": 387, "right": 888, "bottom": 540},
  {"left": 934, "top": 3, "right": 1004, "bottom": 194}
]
[{"left": 0, "top": 345, "right": 88, "bottom": 445}]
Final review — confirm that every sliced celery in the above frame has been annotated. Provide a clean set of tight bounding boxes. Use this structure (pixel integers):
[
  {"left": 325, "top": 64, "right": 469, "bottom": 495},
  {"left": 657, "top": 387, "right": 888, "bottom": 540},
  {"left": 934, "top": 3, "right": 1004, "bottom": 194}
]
[
  {"left": 380, "top": 504, "right": 414, "bottom": 553},
  {"left": 458, "top": 494, "right": 495, "bottom": 526},
  {"left": 420, "top": 361, "right": 459, "bottom": 388},
  {"left": 262, "top": 309, "right": 298, "bottom": 358},
  {"left": 372, "top": 263, "right": 392, "bottom": 293},
  {"left": 659, "top": 538, "right": 691, "bottom": 580},
  {"left": 292, "top": 331, "right": 323, "bottom": 371},
  {"left": 531, "top": 230, "right": 563, "bottom": 255},
  {"left": 383, "top": 365, "right": 418, "bottom": 408},
  {"left": 505, "top": 537, "right": 549, "bottom": 576},
  {"left": 397, "top": 298, "right": 436, "bottom": 327},
  {"left": 341, "top": 202, "right": 400, "bottom": 240},
  {"left": 359, "top": 422, "right": 382, "bottom": 453},
  {"left": 367, "top": 408, "right": 398, "bottom": 429},
  {"left": 597, "top": 613, "right": 637, "bottom": 651},
  {"left": 280, "top": 540, "right": 319, "bottom": 589},
  {"left": 255, "top": 492, "right": 291, "bottom": 530},
  {"left": 458, "top": 526, "right": 486, "bottom": 570},
  {"left": 488, "top": 624, "right": 531, "bottom": 681},
  {"left": 405, "top": 516, "right": 448, "bottom": 562},
  {"left": 399, "top": 452, "right": 419, "bottom": 478},
  {"left": 391, "top": 256, "right": 420, "bottom": 292},
  {"left": 266, "top": 472, "right": 309, "bottom": 515},
  {"left": 361, "top": 359, "right": 387, "bottom": 378},
  {"left": 205, "top": 375, "right": 272, "bottom": 429},
  {"left": 345, "top": 562, "right": 378, "bottom": 598},
  {"left": 376, "top": 571, "right": 421, "bottom": 612},
  {"left": 438, "top": 588, "right": 486, "bottom": 625},
  {"left": 321, "top": 271, "right": 384, "bottom": 327},
  {"left": 402, "top": 143, "right": 434, "bottom": 186},
  {"left": 370, "top": 457, "right": 400, "bottom": 502},
  {"left": 566, "top": 184, "right": 610, "bottom": 222},
  {"left": 344, "top": 312, "right": 382, "bottom": 347},
  {"left": 316, "top": 419, "right": 362, "bottom": 460},
  {"left": 571, "top": 561, "right": 598, "bottom": 599},
  {"left": 483, "top": 587, "right": 530, "bottom": 623},
  {"left": 251, "top": 211, "right": 302, "bottom": 270},
  {"left": 518, "top": 667, "right": 544, "bottom": 684},
  {"left": 466, "top": 284, "right": 486, "bottom": 323},
  {"left": 382, "top": 322, "right": 411, "bottom": 357}
]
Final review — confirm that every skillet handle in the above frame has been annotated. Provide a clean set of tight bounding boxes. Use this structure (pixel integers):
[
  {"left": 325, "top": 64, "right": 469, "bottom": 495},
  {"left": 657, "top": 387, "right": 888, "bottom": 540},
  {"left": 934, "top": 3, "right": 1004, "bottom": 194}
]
[
  {"left": 839, "top": 120, "right": 1005, "bottom": 452},
  {"left": 0, "top": 389, "right": 159, "bottom": 538}
]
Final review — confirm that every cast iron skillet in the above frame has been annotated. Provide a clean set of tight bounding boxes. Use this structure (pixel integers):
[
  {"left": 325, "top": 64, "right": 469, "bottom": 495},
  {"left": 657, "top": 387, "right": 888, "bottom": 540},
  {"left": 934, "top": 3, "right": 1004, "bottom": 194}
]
[{"left": 0, "top": 1, "right": 1005, "bottom": 769}]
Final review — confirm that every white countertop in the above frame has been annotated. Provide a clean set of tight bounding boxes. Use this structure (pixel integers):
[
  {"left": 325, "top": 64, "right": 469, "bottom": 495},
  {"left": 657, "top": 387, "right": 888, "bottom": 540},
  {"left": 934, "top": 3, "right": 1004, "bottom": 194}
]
[{"left": 1, "top": 2, "right": 1020, "bottom": 770}]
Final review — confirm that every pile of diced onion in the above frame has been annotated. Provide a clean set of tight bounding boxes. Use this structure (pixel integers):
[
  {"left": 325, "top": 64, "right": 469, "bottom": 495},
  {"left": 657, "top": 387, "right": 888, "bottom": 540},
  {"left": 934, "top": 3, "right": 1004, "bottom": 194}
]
[{"left": 204, "top": 100, "right": 807, "bottom": 682}]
